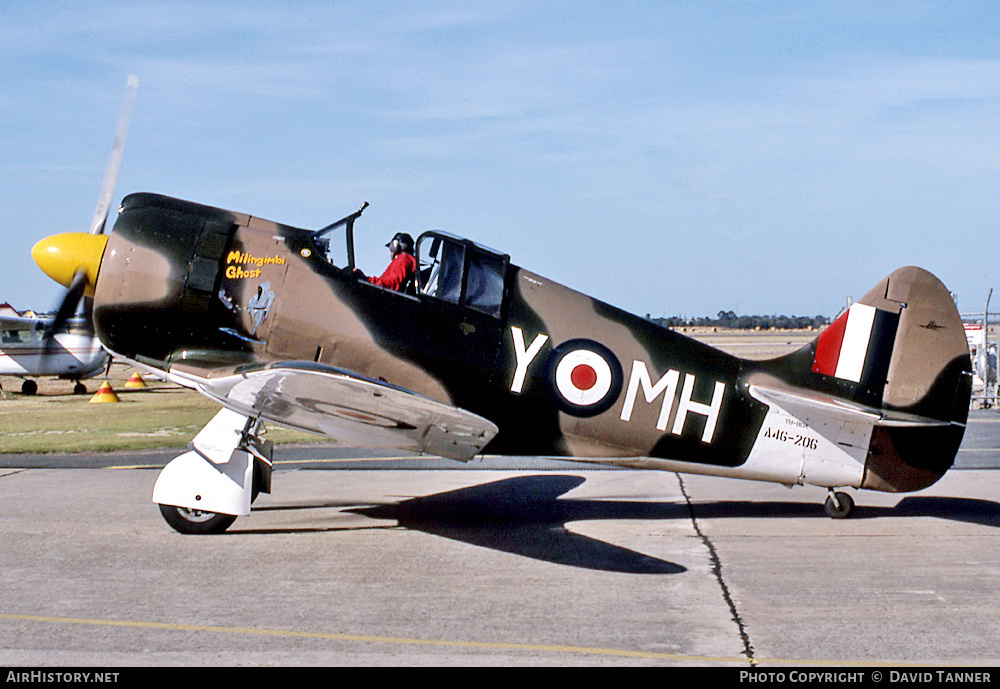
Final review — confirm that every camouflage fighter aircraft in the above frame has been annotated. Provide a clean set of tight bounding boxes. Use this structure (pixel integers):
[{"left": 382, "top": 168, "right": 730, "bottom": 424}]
[{"left": 32, "top": 193, "right": 971, "bottom": 533}]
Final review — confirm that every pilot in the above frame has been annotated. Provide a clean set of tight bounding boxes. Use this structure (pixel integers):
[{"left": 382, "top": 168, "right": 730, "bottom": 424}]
[{"left": 361, "top": 232, "right": 417, "bottom": 292}]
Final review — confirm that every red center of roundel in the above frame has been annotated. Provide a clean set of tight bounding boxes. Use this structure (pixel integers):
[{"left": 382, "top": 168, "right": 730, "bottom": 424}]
[{"left": 570, "top": 364, "right": 598, "bottom": 391}]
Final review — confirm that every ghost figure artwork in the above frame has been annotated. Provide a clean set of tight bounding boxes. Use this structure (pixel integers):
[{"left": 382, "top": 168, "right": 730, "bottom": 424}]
[{"left": 247, "top": 282, "right": 274, "bottom": 336}]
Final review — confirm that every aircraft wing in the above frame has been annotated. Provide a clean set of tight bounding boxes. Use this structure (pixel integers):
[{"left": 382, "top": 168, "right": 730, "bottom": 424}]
[
  {"left": 0, "top": 315, "right": 44, "bottom": 330},
  {"left": 169, "top": 361, "right": 499, "bottom": 461},
  {"left": 748, "top": 381, "right": 956, "bottom": 428},
  {"left": 0, "top": 315, "right": 93, "bottom": 332}
]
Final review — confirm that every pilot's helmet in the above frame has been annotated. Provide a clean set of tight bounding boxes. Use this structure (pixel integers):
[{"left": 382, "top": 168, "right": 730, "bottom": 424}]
[{"left": 387, "top": 232, "right": 414, "bottom": 255}]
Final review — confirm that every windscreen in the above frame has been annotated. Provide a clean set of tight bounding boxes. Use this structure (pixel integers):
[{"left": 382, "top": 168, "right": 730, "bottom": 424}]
[{"left": 311, "top": 222, "right": 350, "bottom": 269}]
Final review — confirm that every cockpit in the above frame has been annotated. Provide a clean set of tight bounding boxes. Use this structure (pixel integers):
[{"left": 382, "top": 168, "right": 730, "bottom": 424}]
[
  {"left": 310, "top": 205, "right": 509, "bottom": 319},
  {"left": 415, "top": 232, "right": 506, "bottom": 317}
]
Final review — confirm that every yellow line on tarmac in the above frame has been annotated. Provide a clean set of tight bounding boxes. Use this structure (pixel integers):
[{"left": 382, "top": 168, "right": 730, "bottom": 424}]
[
  {"left": 0, "top": 613, "right": 945, "bottom": 667},
  {"left": 0, "top": 612, "right": 745, "bottom": 664}
]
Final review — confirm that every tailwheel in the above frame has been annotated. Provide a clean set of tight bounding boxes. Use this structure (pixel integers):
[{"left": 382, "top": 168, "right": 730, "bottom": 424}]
[
  {"left": 824, "top": 490, "right": 855, "bottom": 519},
  {"left": 158, "top": 503, "right": 237, "bottom": 535}
]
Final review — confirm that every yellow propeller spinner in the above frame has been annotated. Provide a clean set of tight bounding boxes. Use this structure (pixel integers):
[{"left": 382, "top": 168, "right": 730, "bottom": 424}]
[{"left": 31, "top": 232, "right": 109, "bottom": 297}]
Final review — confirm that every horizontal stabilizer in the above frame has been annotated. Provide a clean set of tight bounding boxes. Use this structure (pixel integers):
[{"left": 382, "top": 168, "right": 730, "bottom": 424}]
[{"left": 749, "top": 382, "right": 957, "bottom": 429}]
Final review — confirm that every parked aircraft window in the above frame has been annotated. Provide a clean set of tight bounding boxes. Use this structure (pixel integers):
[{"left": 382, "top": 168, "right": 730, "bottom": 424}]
[
  {"left": 465, "top": 250, "right": 505, "bottom": 317},
  {"left": 2, "top": 329, "right": 32, "bottom": 344}
]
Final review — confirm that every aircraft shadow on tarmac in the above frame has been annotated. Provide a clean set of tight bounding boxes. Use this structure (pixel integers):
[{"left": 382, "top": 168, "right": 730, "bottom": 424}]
[
  {"left": 252, "top": 474, "right": 688, "bottom": 574},
  {"left": 245, "top": 475, "right": 1000, "bottom": 572}
]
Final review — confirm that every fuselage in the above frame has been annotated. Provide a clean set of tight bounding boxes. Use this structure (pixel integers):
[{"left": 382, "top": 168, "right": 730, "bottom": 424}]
[
  {"left": 91, "top": 193, "right": 969, "bottom": 492},
  {"left": 93, "top": 194, "right": 764, "bottom": 459}
]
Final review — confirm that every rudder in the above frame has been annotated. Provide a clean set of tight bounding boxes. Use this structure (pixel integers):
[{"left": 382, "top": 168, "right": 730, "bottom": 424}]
[{"left": 858, "top": 267, "right": 971, "bottom": 491}]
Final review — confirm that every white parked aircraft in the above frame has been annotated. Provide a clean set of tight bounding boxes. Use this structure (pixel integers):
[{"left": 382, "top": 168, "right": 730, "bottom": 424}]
[{"left": 0, "top": 310, "right": 106, "bottom": 394}]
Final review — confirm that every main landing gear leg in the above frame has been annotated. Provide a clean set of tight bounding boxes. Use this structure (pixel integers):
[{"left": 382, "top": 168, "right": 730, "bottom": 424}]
[
  {"left": 152, "top": 408, "right": 273, "bottom": 534},
  {"left": 824, "top": 489, "right": 855, "bottom": 519}
]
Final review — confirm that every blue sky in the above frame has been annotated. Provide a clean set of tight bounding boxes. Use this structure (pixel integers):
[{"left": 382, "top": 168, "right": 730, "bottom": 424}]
[{"left": 3, "top": 1, "right": 999, "bottom": 319}]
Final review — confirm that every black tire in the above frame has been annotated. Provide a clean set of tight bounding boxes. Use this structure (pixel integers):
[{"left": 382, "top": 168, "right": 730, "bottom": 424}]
[
  {"left": 21, "top": 380, "right": 37, "bottom": 395},
  {"left": 73, "top": 382, "right": 87, "bottom": 395},
  {"left": 824, "top": 491, "right": 855, "bottom": 519},
  {"left": 158, "top": 503, "right": 237, "bottom": 535}
]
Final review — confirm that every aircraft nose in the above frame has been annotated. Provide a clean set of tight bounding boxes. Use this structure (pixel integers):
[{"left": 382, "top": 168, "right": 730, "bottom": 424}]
[{"left": 32, "top": 232, "right": 109, "bottom": 296}]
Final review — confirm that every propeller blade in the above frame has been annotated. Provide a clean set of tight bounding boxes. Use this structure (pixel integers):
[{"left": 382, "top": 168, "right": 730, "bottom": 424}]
[
  {"left": 89, "top": 74, "right": 138, "bottom": 236},
  {"left": 35, "top": 78, "right": 136, "bottom": 368},
  {"left": 42, "top": 271, "right": 88, "bottom": 358},
  {"left": 82, "top": 297, "right": 95, "bottom": 336}
]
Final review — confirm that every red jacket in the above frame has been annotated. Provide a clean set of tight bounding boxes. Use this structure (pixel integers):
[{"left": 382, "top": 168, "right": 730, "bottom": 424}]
[{"left": 369, "top": 252, "right": 416, "bottom": 291}]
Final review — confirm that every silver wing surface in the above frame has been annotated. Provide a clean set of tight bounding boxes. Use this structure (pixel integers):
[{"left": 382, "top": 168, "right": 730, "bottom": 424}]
[
  {"left": 169, "top": 361, "right": 498, "bottom": 461},
  {"left": 1, "top": 315, "right": 45, "bottom": 330}
]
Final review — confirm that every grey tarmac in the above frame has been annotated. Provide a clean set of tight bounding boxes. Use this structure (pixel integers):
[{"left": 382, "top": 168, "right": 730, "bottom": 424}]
[{"left": 0, "top": 458, "right": 998, "bottom": 666}]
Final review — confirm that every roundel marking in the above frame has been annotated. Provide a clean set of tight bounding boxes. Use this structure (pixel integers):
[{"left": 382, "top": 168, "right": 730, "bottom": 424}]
[
  {"left": 555, "top": 350, "right": 613, "bottom": 405},
  {"left": 570, "top": 362, "right": 598, "bottom": 391},
  {"left": 546, "top": 339, "right": 623, "bottom": 417}
]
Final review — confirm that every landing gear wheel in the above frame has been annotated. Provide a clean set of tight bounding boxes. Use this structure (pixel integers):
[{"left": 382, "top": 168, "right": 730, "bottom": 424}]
[
  {"left": 824, "top": 491, "right": 855, "bottom": 519},
  {"left": 73, "top": 382, "right": 87, "bottom": 395},
  {"left": 158, "top": 504, "right": 237, "bottom": 535},
  {"left": 21, "top": 380, "right": 37, "bottom": 395}
]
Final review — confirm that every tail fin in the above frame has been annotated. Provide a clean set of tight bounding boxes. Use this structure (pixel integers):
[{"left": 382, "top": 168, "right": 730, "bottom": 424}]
[
  {"left": 814, "top": 267, "right": 971, "bottom": 418},
  {"left": 758, "top": 267, "right": 972, "bottom": 492}
]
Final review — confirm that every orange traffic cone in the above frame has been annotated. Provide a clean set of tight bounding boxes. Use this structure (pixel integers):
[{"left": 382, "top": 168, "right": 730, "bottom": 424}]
[
  {"left": 90, "top": 381, "right": 120, "bottom": 404},
  {"left": 124, "top": 371, "right": 147, "bottom": 389}
]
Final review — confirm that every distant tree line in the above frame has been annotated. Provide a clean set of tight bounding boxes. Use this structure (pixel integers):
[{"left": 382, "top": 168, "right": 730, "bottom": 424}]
[{"left": 648, "top": 311, "right": 830, "bottom": 330}]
